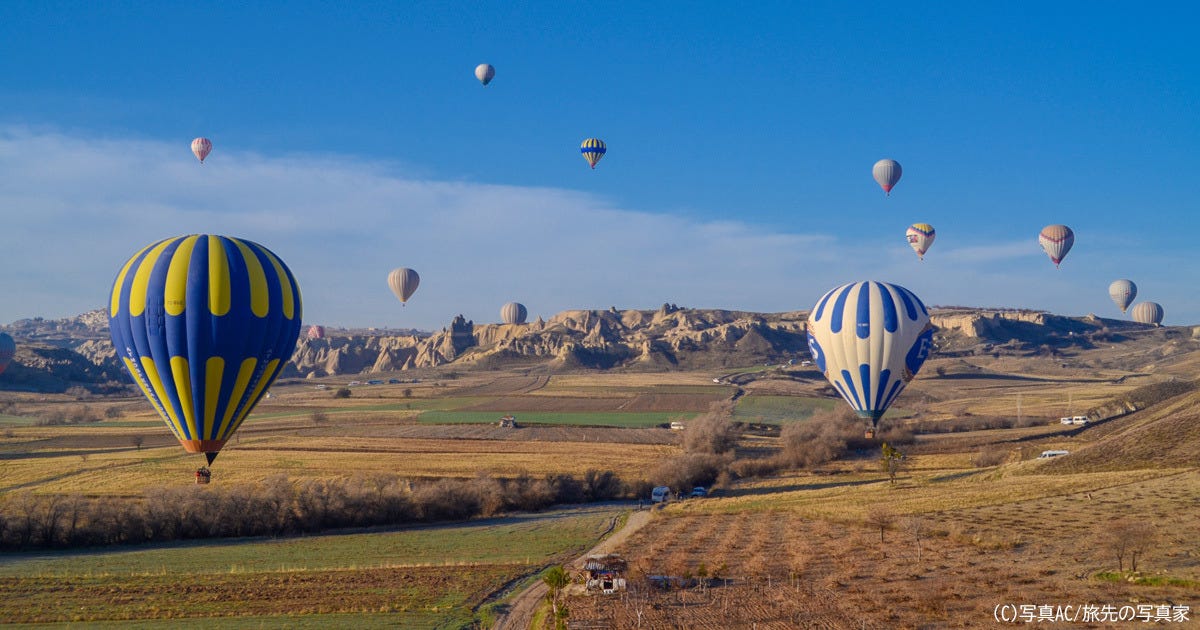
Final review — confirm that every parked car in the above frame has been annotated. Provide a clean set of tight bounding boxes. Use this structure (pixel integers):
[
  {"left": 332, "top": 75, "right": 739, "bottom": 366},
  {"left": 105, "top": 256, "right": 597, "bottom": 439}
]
[
  {"left": 651, "top": 486, "right": 672, "bottom": 503},
  {"left": 388, "top": 378, "right": 402, "bottom": 384},
  {"left": 690, "top": 487, "right": 707, "bottom": 498}
]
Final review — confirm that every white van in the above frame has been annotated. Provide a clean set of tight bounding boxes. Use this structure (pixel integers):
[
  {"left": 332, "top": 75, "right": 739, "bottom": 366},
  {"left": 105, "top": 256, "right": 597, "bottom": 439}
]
[
  {"left": 1038, "top": 450, "right": 1070, "bottom": 459},
  {"left": 1071, "top": 416, "right": 1089, "bottom": 425},
  {"left": 1059, "top": 417, "right": 1074, "bottom": 425},
  {"left": 651, "top": 486, "right": 672, "bottom": 503}
]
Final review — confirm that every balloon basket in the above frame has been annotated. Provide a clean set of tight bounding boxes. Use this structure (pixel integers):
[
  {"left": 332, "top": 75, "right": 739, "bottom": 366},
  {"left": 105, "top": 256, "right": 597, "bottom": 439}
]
[
  {"left": 864, "top": 429, "right": 876, "bottom": 439},
  {"left": 195, "top": 467, "right": 212, "bottom": 484}
]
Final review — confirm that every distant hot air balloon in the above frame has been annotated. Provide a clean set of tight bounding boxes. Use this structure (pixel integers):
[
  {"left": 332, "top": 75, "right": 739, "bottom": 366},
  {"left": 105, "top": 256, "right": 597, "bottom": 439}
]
[
  {"left": 501, "top": 302, "right": 528, "bottom": 325},
  {"left": 0, "top": 333, "right": 15, "bottom": 376},
  {"left": 1038, "top": 224, "right": 1074, "bottom": 268},
  {"left": 905, "top": 223, "right": 936, "bottom": 260},
  {"left": 108, "top": 235, "right": 303, "bottom": 466},
  {"left": 475, "top": 63, "right": 495, "bottom": 86},
  {"left": 873, "top": 159, "right": 902, "bottom": 195},
  {"left": 388, "top": 268, "right": 420, "bottom": 305},
  {"left": 191, "top": 138, "right": 212, "bottom": 163},
  {"left": 1108, "top": 280, "right": 1137, "bottom": 314},
  {"left": 307, "top": 325, "right": 326, "bottom": 340},
  {"left": 1130, "top": 302, "right": 1164, "bottom": 326},
  {"left": 806, "top": 281, "right": 934, "bottom": 437},
  {"left": 581, "top": 138, "right": 606, "bottom": 169}
]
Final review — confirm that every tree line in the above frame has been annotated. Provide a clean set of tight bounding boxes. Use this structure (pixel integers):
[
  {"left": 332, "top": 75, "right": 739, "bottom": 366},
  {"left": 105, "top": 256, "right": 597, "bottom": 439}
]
[{"left": 0, "top": 469, "right": 626, "bottom": 551}]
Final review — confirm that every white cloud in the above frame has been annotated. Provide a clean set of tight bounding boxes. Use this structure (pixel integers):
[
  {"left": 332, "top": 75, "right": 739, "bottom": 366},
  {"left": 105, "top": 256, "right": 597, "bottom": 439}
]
[{"left": 1, "top": 127, "right": 1197, "bottom": 329}]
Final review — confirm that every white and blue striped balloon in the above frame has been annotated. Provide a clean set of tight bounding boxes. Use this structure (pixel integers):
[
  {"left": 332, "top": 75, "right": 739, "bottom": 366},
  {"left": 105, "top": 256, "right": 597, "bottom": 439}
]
[{"left": 806, "top": 281, "right": 933, "bottom": 428}]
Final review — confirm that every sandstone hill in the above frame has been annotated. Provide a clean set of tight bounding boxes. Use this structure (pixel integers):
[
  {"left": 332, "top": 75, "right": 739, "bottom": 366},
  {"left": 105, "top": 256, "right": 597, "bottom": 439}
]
[{"left": 0, "top": 305, "right": 1193, "bottom": 392}]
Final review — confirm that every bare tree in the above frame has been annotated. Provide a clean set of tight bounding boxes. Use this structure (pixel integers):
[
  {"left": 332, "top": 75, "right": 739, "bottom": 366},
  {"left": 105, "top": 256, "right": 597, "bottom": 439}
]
[
  {"left": 865, "top": 505, "right": 897, "bottom": 544},
  {"left": 903, "top": 515, "right": 927, "bottom": 564},
  {"left": 131, "top": 435, "right": 144, "bottom": 451},
  {"left": 1096, "top": 518, "right": 1157, "bottom": 572},
  {"left": 682, "top": 401, "right": 739, "bottom": 454}
]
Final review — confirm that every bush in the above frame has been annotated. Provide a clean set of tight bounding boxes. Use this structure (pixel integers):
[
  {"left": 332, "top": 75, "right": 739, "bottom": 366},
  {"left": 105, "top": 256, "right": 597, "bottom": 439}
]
[
  {"left": 682, "top": 401, "right": 739, "bottom": 454},
  {"left": 333, "top": 388, "right": 351, "bottom": 399},
  {"left": 651, "top": 453, "right": 731, "bottom": 491},
  {"left": 778, "top": 409, "right": 856, "bottom": 469}
]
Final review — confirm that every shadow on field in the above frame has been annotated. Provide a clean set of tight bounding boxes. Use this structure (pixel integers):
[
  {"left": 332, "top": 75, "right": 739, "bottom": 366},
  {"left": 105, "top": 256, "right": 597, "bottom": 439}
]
[{"left": 722, "top": 477, "right": 881, "bottom": 498}]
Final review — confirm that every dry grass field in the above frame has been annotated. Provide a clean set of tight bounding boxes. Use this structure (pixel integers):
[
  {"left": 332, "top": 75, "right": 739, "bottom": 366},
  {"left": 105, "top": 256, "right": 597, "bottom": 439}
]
[{"left": 3, "top": 329, "right": 1200, "bottom": 627}]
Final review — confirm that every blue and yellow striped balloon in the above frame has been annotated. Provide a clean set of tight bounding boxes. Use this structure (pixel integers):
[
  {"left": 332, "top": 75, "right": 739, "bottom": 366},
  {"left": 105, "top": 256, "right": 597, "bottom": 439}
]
[
  {"left": 580, "top": 138, "right": 606, "bottom": 169},
  {"left": 806, "top": 281, "right": 933, "bottom": 434},
  {"left": 108, "top": 235, "right": 303, "bottom": 464}
]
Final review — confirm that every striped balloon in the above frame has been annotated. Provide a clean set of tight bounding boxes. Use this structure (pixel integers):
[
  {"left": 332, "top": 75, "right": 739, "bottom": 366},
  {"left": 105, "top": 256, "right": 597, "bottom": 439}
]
[
  {"left": 806, "top": 281, "right": 933, "bottom": 433},
  {"left": 873, "top": 159, "right": 902, "bottom": 195},
  {"left": 475, "top": 63, "right": 495, "bottom": 86},
  {"left": 905, "top": 223, "right": 936, "bottom": 260},
  {"left": 108, "top": 235, "right": 303, "bottom": 464},
  {"left": 191, "top": 137, "right": 212, "bottom": 163},
  {"left": 0, "top": 332, "right": 14, "bottom": 375},
  {"left": 1038, "top": 224, "right": 1074, "bottom": 268},
  {"left": 1130, "top": 301, "right": 1164, "bottom": 326},
  {"left": 581, "top": 138, "right": 606, "bottom": 169},
  {"left": 387, "top": 268, "right": 420, "bottom": 304},
  {"left": 1108, "top": 279, "right": 1136, "bottom": 313},
  {"left": 501, "top": 302, "right": 528, "bottom": 325}
]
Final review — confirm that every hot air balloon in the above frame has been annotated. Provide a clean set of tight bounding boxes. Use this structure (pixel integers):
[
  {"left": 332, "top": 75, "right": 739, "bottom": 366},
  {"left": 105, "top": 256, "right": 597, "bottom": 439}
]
[
  {"left": 1130, "top": 302, "right": 1164, "bottom": 326},
  {"left": 0, "top": 333, "right": 15, "bottom": 376},
  {"left": 108, "top": 235, "right": 303, "bottom": 467},
  {"left": 806, "top": 281, "right": 933, "bottom": 437},
  {"left": 1038, "top": 224, "right": 1074, "bottom": 268},
  {"left": 1108, "top": 280, "right": 1137, "bottom": 314},
  {"left": 307, "top": 325, "right": 326, "bottom": 340},
  {"left": 501, "top": 302, "right": 528, "bottom": 325},
  {"left": 873, "top": 159, "right": 902, "bottom": 195},
  {"left": 191, "top": 138, "right": 212, "bottom": 163},
  {"left": 388, "top": 268, "right": 420, "bottom": 305},
  {"left": 905, "top": 223, "right": 936, "bottom": 260},
  {"left": 475, "top": 63, "right": 495, "bottom": 86},
  {"left": 581, "top": 138, "right": 606, "bottom": 169}
]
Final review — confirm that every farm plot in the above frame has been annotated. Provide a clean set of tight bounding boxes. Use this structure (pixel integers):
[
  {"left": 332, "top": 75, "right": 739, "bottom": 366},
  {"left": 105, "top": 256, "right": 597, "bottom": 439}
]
[
  {"left": 0, "top": 505, "right": 623, "bottom": 627},
  {"left": 416, "top": 410, "right": 693, "bottom": 428},
  {"left": 582, "top": 477, "right": 1200, "bottom": 629}
]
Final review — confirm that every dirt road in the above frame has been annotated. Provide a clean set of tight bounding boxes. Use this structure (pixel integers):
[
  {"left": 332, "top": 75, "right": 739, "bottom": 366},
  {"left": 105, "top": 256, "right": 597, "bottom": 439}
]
[{"left": 492, "top": 507, "right": 653, "bottom": 630}]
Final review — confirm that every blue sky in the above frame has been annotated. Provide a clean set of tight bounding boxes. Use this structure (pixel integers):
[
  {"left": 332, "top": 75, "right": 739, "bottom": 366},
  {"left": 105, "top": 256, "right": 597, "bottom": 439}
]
[{"left": 1, "top": 1, "right": 1197, "bottom": 329}]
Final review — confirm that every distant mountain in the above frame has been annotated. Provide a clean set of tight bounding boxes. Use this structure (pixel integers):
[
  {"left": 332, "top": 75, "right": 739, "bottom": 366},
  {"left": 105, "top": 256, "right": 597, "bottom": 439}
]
[{"left": 0, "top": 305, "right": 1191, "bottom": 392}]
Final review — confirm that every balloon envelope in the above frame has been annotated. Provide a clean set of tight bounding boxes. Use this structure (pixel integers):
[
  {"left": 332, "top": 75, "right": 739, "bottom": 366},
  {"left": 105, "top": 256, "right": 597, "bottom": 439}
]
[
  {"left": 806, "top": 281, "right": 933, "bottom": 430},
  {"left": 1038, "top": 225, "right": 1074, "bottom": 268},
  {"left": 108, "top": 235, "right": 303, "bottom": 464},
  {"left": 873, "top": 159, "right": 902, "bottom": 195},
  {"left": 475, "top": 63, "right": 495, "bottom": 85},
  {"left": 0, "top": 332, "right": 14, "bottom": 375},
  {"left": 581, "top": 138, "right": 606, "bottom": 169},
  {"left": 1130, "top": 302, "right": 1164, "bottom": 326},
  {"left": 1108, "top": 280, "right": 1137, "bottom": 313},
  {"left": 307, "top": 325, "right": 326, "bottom": 340},
  {"left": 388, "top": 268, "right": 420, "bottom": 303},
  {"left": 906, "top": 223, "right": 936, "bottom": 260},
  {"left": 501, "top": 302, "right": 528, "bottom": 325},
  {"left": 191, "top": 138, "right": 212, "bottom": 163}
]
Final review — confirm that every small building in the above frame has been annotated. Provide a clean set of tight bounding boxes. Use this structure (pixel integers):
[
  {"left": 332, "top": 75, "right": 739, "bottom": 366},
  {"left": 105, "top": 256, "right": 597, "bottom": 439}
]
[
  {"left": 498, "top": 415, "right": 518, "bottom": 428},
  {"left": 582, "top": 554, "right": 627, "bottom": 594}
]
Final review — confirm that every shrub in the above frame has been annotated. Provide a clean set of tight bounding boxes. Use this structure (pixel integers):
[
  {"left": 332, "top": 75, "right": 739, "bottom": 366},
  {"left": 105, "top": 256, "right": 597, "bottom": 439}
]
[
  {"left": 333, "top": 388, "right": 351, "bottom": 399},
  {"left": 682, "top": 401, "right": 739, "bottom": 454}
]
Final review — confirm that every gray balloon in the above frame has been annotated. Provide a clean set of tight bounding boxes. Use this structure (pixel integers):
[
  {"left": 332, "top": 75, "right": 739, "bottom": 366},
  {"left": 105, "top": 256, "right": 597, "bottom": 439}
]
[{"left": 501, "top": 302, "right": 528, "bottom": 325}]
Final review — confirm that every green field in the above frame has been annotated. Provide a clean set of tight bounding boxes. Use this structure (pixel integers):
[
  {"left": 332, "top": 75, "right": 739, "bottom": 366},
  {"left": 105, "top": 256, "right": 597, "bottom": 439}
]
[
  {"left": 417, "top": 410, "right": 693, "bottom": 427},
  {"left": 733, "top": 395, "right": 837, "bottom": 423},
  {"left": 0, "top": 505, "right": 624, "bottom": 627}
]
